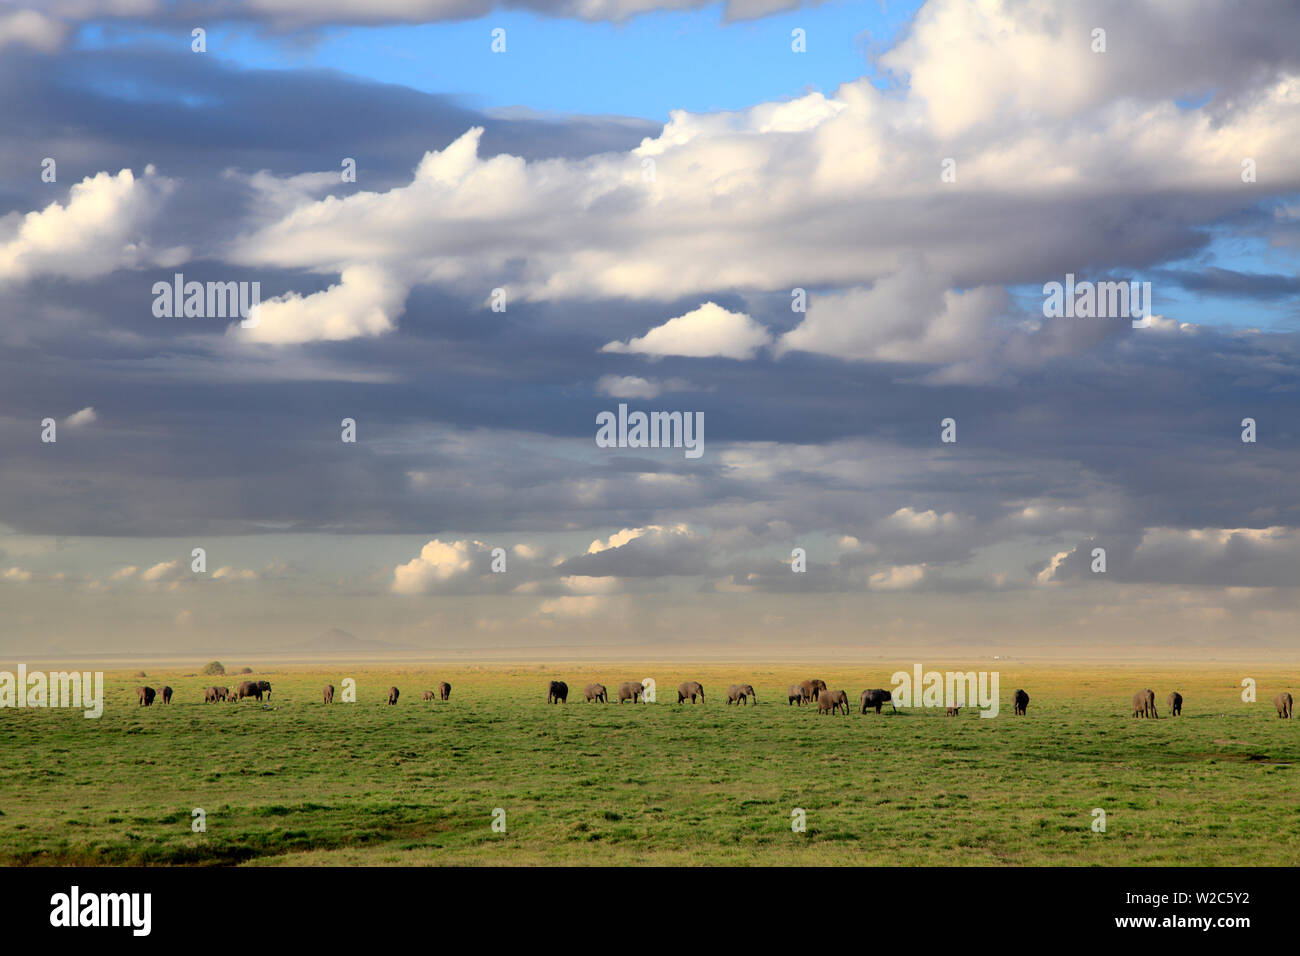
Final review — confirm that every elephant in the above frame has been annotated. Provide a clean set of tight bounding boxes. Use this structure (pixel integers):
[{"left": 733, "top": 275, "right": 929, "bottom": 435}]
[
  {"left": 548, "top": 680, "right": 568, "bottom": 704},
  {"left": 1167, "top": 691, "right": 1183, "bottom": 717},
  {"left": 797, "top": 679, "right": 827, "bottom": 701},
  {"left": 387, "top": 686, "right": 400, "bottom": 705},
  {"left": 859, "top": 689, "right": 895, "bottom": 714},
  {"left": 136, "top": 686, "right": 156, "bottom": 706},
  {"left": 585, "top": 683, "right": 608, "bottom": 703},
  {"left": 257, "top": 680, "right": 272, "bottom": 699},
  {"left": 945, "top": 706, "right": 960, "bottom": 716},
  {"left": 1274, "top": 692, "right": 1293, "bottom": 719},
  {"left": 1131, "top": 688, "right": 1158, "bottom": 718},
  {"left": 788, "top": 684, "right": 809, "bottom": 705},
  {"left": 204, "top": 686, "right": 220, "bottom": 703},
  {"left": 1013, "top": 689, "right": 1030, "bottom": 716},
  {"left": 818, "top": 689, "right": 849, "bottom": 714},
  {"left": 160, "top": 686, "right": 173, "bottom": 704},
  {"left": 618, "top": 681, "right": 643, "bottom": 703},
  {"left": 438, "top": 682, "right": 451, "bottom": 701},
  {"left": 236, "top": 680, "right": 262, "bottom": 701},
  {"left": 422, "top": 690, "right": 436, "bottom": 701},
  {"left": 322, "top": 684, "right": 334, "bottom": 704},
  {"left": 726, "top": 684, "right": 757, "bottom": 705},
  {"left": 677, "top": 681, "right": 705, "bottom": 704},
  {"left": 215, "top": 686, "right": 229, "bottom": 701}
]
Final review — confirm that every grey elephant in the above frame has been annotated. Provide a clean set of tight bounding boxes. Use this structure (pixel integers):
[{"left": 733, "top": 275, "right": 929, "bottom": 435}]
[
  {"left": 798, "top": 679, "right": 827, "bottom": 702},
  {"left": 438, "top": 682, "right": 451, "bottom": 701},
  {"left": 585, "top": 683, "right": 608, "bottom": 703},
  {"left": 677, "top": 681, "right": 705, "bottom": 704},
  {"left": 1167, "top": 691, "right": 1183, "bottom": 716},
  {"left": 788, "top": 684, "right": 809, "bottom": 705},
  {"left": 422, "top": 690, "right": 437, "bottom": 701},
  {"left": 387, "top": 686, "right": 399, "bottom": 705},
  {"left": 235, "top": 680, "right": 261, "bottom": 701},
  {"left": 1131, "top": 688, "right": 1158, "bottom": 718},
  {"left": 618, "top": 681, "right": 643, "bottom": 703},
  {"left": 818, "top": 689, "right": 849, "bottom": 714},
  {"left": 322, "top": 684, "right": 334, "bottom": 704},
  {"left": 136, "top": 686, "right": 156, "bottom": 706},
  {"left": 1274, "top": 692, "right": 1293, "bottom": 718},
  {"left": 726, "top": 684, "right": 757, "bottom": 705}
]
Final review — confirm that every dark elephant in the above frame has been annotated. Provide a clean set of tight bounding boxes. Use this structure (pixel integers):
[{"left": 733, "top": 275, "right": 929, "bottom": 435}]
[
  {"left": 726, "top": 684, "right": 757, "bottom": 705},
  {"left": 236, "top": 680, "right": 261, "bottom": 701},
  {"left": 859, "top": 689, "right": 895, "bottom": 714},
  {"left": 1131, "top": 688, "right": 1158, "bottom": 718},
  {"left": 1013, "top": 689, "right": 1030, "bottom": 716},
  {"left": 818, "top": 689, "right": 849, "bottom": 714},
  {"left": 257, "top": 680, "right": 272, "bottom": 699},
  {"left": 585, "top": 683, "right": 608, "bottom": 703},
  {"left": 1167, "top": 691, "right": 1183, "bottom": 717},
  {"left": 618, "top": 681, "right": 643, "bottom": 703},
  {"left": 945, "top": 706, "right": 960, "bottom": 716},
  {"left": 322, "top": 684, "right": 334, "bottom": 704},
  {"left": 387, "top": 686, "right": 400, "bottom": 705},
  {"left": 677, "top": 681, "right": 705, "bottom": 704},
  {"left": 548, "top": 680, "right": 568, "bottom": 704},
  {"left": 136, "top": 686, "right": 156, "bottom": 706},
  {"left": 438, "top": 682, "right": 451, "bottom": 701},
  {"left": 1275, "top": 692, "right": 1293, "bottom": 718},
  {"left": 422, "top": 690, "right": 436, "bottom": 701},
  {"left": 788, "top": 683, "right": 809, "bottom": 705},
  {"left": 215, "top": 686, "right": 229, "bottom": 701},
  {"left": 159, "top": 685, "right": 173, "bottom": 704}
]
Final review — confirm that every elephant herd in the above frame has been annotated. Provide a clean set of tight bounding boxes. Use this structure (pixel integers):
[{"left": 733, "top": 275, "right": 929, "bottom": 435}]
[{"left": 134, "top": 677, "right": 1297, "bottom": 719}]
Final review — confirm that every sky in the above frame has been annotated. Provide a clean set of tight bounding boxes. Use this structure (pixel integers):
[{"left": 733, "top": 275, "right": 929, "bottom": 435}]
[{"left": 1, "top": 0, "right": 1299, "bottom": 659}]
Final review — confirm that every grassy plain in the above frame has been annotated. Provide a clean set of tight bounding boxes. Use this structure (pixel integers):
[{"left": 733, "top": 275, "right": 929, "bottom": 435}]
[{"left": 0, "top": 662, "right": 1296, "bottom": 866}]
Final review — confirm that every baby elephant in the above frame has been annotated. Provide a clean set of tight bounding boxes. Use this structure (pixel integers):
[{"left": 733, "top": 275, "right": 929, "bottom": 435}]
[
  {"left": 584, "top": 683, "right": 608, "bottom": 703},
  {"left": 387, "top": 686, "right": 400, "bottom": 705},
  {"left": 422, "top": 690, "right": 437, "bottom": 701},
  {"left": 1275, "top": 692, "right": 1293, "bottom": 719},
  {"left": 1167, "top": 691, "right": 1183, "bottom": 717},
  {"left": 438, "top": 681, "right": 451, "bottom": 701},
  {"left": 322, "top": 684, "right": 334, "bottom": 704},
  {"left": 818, "top": 689, "right": 849, "bottom": 714}
]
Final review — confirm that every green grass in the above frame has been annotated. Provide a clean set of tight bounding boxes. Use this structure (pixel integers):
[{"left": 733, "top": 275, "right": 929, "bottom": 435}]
[{"left": 0, "top": 663, "right": 1296, "bottom": 865}]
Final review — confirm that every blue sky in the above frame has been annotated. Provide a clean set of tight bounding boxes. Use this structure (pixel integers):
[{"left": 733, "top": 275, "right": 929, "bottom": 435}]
[{"left": 77, "top": 0, "right": 922, "bottom": 119}]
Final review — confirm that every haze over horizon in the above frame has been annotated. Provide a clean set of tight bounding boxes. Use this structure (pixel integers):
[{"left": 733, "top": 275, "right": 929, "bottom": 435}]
[{"left": 2, "top": 0, "right": 1300, "bottom": 659}]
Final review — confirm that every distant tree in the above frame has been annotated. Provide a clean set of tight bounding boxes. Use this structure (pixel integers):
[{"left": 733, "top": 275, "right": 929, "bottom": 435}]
[
  {"left": 200, "top": 661, "right": 225, "bottom": 676},
  {"left": 238, "top": 667, "right": 253, "bottom": 674}
]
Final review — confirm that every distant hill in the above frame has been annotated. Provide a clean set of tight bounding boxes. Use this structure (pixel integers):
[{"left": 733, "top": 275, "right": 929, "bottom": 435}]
[{"left": 284, "top": 628, "right": 413, "bottom": 652}]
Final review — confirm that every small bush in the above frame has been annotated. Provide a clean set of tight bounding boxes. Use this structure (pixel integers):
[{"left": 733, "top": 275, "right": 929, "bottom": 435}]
[
  {"left": 200, "top": 661, "right": 225, "bottom": 676},
  {"left": 238, "top": 667, "right": 253, "bottom": 674},
  {"left": 133, "top": 671, "right": 147, "bottom": 678}
]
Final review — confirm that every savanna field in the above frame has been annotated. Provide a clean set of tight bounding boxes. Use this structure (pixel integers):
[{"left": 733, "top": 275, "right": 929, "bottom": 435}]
[{"left": 1, "top": 663, "right": 1296, "bottom": 866}]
